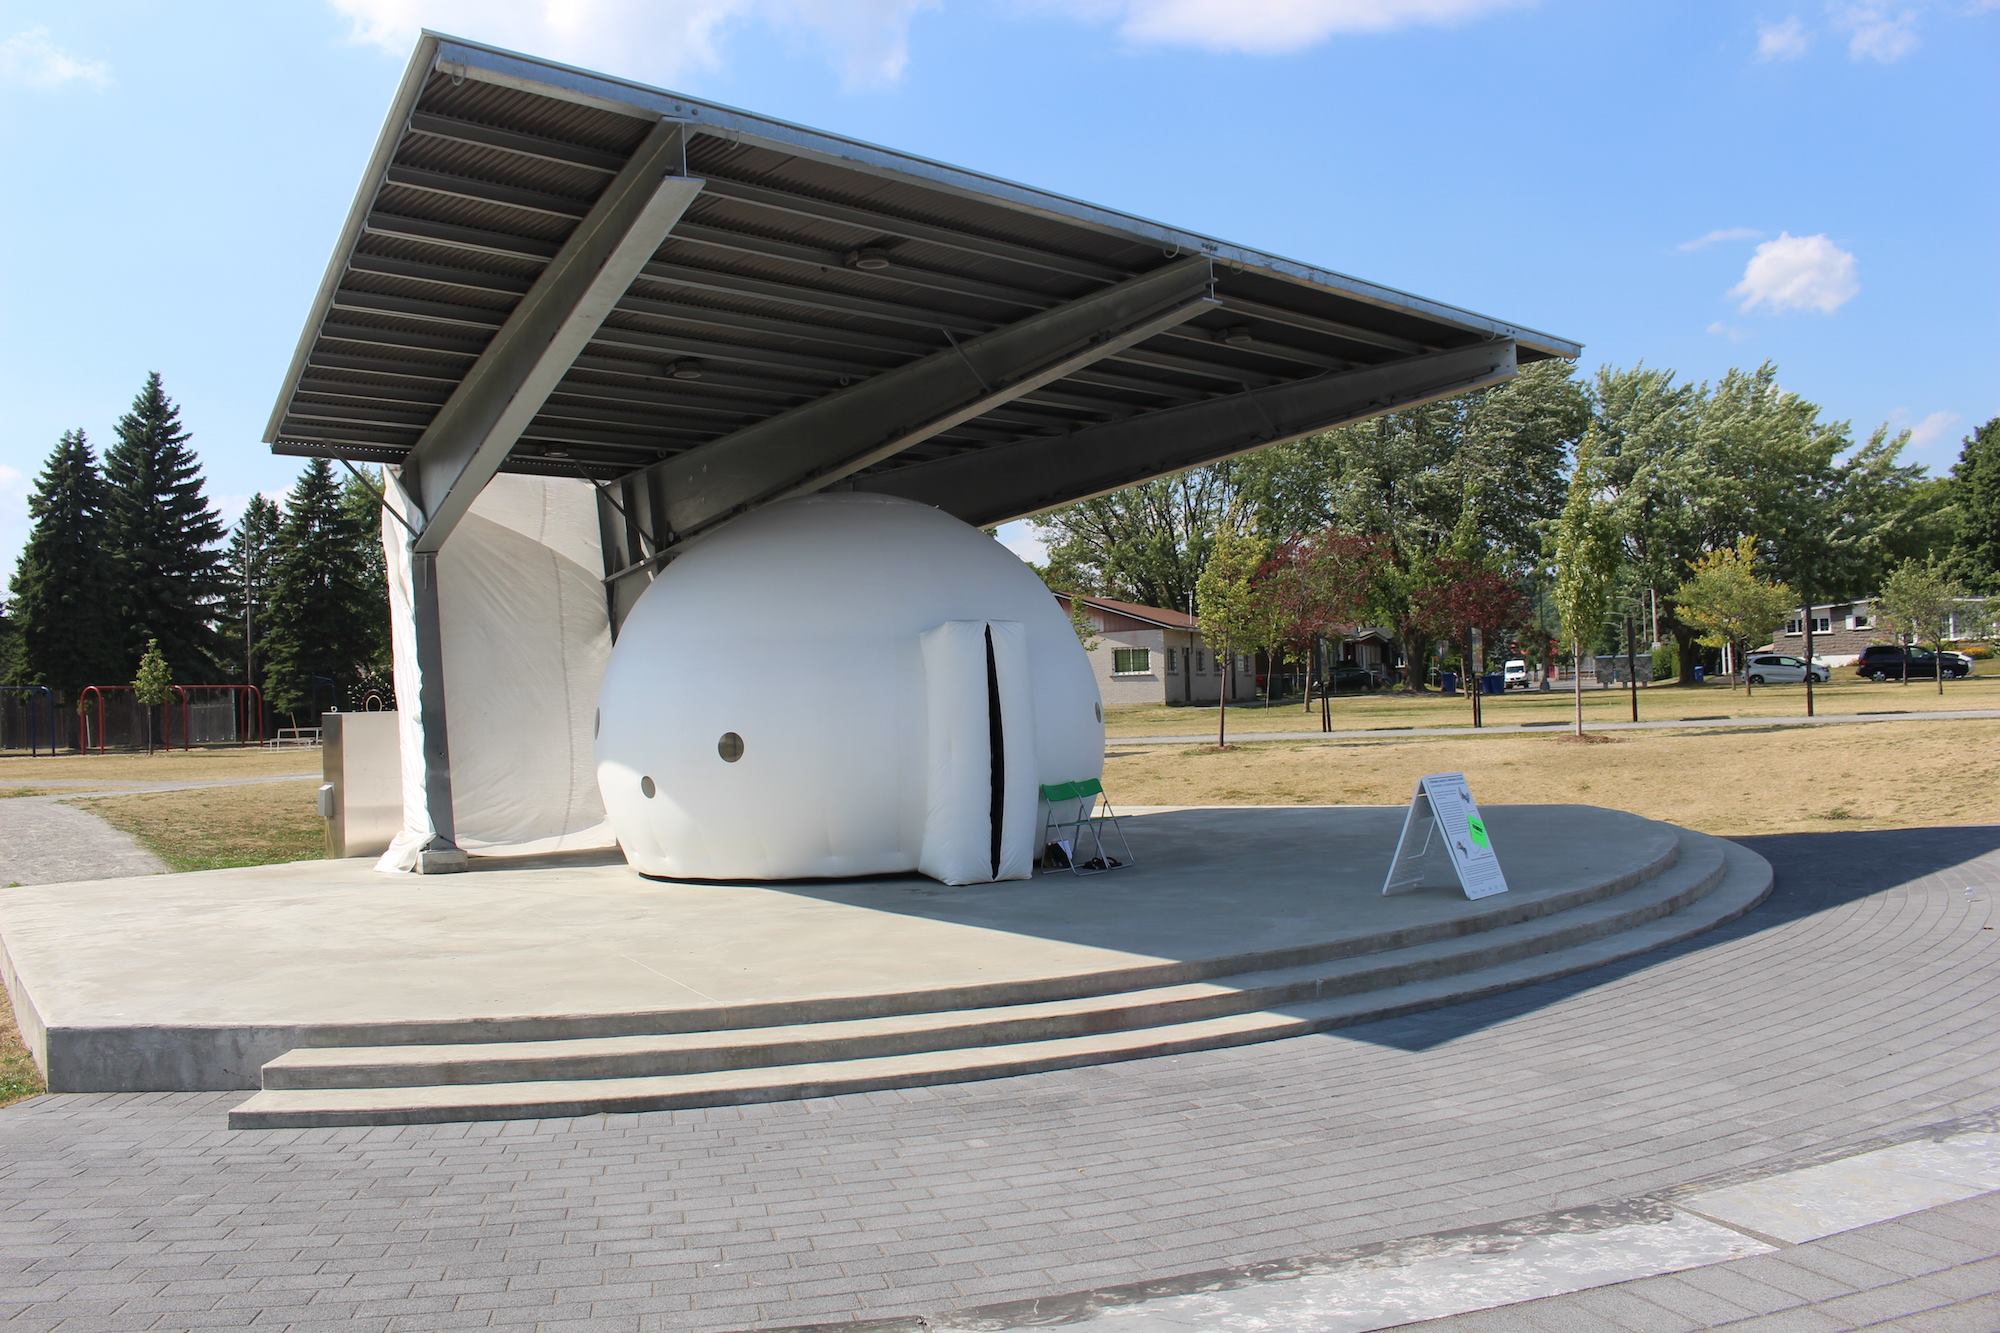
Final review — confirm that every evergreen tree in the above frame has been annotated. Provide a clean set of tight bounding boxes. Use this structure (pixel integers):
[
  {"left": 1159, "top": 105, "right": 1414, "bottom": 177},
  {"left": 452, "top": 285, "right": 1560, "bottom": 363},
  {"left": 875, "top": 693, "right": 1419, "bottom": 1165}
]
[
  {"left": 0, "top": 597, "right": 20, "bottom": 681},
  {"left": 103, "top": 372, "right": 227, "bottom": 677},
  {"left": 8, "top": 429, "right": 125, "bottom": 695},
  {"left": 223, "top": 494, "right": 282, "bottom": 691},
  {"left": 262, "top": 459, "right": 372, "bottom": 719},
  {"left": 1944, "top": 417, "right": 2000, "bottom": 594}
]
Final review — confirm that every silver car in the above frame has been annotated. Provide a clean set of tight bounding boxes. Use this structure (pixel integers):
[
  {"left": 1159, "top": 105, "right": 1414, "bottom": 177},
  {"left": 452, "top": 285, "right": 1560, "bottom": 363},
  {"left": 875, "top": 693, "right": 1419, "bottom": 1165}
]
[{"left": 1744, "top": 652, "right": 1830, "bottom": 685}]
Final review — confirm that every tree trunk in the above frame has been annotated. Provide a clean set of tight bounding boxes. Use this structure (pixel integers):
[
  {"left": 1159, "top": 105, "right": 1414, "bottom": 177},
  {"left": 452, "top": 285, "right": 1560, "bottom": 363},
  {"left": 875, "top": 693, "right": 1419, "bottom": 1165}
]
[
  {"left": 1218, "top": 654, "right": 1228, "bottom": 748},
  {"left": 1573, "top": 638, "right": 1585, "bottom": 736},
  {"left": 1742, "top": 639, "right": 1753, "bottom": 698},
  {"left": 1801, "top": 590, "right": 1816, "bottom": 718},
  {"left": 1673, "top": 623, "right": 1699, "bottom": 686}
]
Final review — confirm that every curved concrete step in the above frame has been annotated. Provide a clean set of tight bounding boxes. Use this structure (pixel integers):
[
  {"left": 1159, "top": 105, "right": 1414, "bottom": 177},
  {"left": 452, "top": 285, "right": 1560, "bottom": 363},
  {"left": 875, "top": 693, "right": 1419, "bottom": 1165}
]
[
  {"left": 228, "top": 834, "right": 1769, "bottom": 1128},
  {"left": 260, "top": 835, "right": 1725, "bottom": 1092}
]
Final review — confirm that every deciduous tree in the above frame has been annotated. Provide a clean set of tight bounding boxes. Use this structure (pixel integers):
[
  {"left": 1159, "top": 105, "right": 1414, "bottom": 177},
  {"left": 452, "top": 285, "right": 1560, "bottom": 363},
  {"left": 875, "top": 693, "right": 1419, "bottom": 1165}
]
[
  {"left": 1195, "top": 520, "right": 1272, "bottom": 748},
  {"left": 1876, "top": 559, "right": 1989, "bottom": 695},
  {"left": 1943, "top": 417, "right": 2000, "bottom": 594},
  {"left": 1673, "top": 538, "right": 1796, "bottom": 698},
  {"left": 1553, "top": 436, "right": 1623, "bottom": 735},
  {"left": 133, "top": 637, "right": 172, "bottom": 755}
]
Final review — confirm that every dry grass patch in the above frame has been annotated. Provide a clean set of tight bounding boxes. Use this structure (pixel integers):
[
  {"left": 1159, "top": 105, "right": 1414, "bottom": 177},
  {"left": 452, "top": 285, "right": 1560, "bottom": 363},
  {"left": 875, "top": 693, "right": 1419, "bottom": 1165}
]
[
  {"left": 77, "top": 780, "right": 326, "bottom": 873},
  {"left": 1105, "top": 719, "right": 2000, "bottom": 838},
  {"left": 0, "top": 983, "right": 39, "bottom": 1108},
  {"left": 1105, "top": 673, "right": 2000, "bottom": 738},
  {"left": 0, "top": 747, "right": 320, "bottom": 789}
]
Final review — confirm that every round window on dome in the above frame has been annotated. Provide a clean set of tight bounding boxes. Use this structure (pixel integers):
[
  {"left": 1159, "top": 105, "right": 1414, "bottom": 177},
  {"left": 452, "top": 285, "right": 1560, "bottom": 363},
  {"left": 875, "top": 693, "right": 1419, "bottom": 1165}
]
[{"left": 718, "top": 732, "right": 745, "bottom": 763}]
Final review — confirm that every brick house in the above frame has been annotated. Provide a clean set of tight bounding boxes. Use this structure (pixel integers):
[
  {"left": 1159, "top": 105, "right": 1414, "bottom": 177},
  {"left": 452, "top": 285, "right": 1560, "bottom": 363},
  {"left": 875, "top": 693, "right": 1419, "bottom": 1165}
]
[
  {"left": 1759, "top": 595, "right": 1993, "bottom": 665},
  {"left": 1052, "top": 593, "right": 1259, "bottom": 707}
]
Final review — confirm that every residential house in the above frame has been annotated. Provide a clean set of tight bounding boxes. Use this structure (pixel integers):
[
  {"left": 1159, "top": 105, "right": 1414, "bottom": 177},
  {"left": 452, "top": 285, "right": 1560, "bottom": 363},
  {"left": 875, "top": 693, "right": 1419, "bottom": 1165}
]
[
  {"left": 1759, "top": 595, "right": 1992, "bottom": 665},
  {"left": 1053, "top": 593, "right": 1259, "bottom": 707}
]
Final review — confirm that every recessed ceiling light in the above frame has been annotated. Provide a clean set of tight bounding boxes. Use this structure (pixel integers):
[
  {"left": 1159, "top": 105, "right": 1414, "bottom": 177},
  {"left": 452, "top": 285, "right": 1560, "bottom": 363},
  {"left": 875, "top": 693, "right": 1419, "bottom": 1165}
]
[
  {"left": 845, "top": 247, "right": 891, "bottom": 271},
  {"left": 669, "top": 358, "right": 704, "bottom": 381},
  {"left": 1215, "top": 325, "right": 1253, "bottom": 348}
]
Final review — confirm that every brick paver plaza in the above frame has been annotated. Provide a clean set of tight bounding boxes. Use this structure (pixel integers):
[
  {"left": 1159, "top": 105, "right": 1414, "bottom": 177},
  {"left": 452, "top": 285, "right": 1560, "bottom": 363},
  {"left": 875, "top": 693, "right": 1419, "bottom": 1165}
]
[{"left": 2, "top": 823, "right": 1996, "bottom": 1330}]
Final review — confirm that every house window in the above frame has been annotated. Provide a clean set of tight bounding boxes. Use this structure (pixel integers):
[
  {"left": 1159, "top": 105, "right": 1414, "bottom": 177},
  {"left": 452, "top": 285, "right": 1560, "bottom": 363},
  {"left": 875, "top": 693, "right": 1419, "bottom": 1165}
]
[
  {"left": 1166, "top": 648, "right": 1178, "bottom": 673},
  {"left": 1784, "top": 618, "right": 1802, "bottom": 635},
  {"left": 1197, "top": 650, "right": 1207, "bottom": 674},
  {"left": 1813, "top": 616, "right": 1831, "bottom": 634},
  {"left": 1851, "top": 613, "right": 1870, "bottom": 629},
  {"left": 1112, "top": 648, "right": 1151, "bottom": 675}
]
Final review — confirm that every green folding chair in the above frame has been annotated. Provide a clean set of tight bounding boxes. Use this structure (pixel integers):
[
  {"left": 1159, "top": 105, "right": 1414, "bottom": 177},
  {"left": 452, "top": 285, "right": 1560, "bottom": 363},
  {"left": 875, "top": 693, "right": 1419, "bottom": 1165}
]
[{"left": 1039, "top": 778, "right": 1133, "bottom": 875}]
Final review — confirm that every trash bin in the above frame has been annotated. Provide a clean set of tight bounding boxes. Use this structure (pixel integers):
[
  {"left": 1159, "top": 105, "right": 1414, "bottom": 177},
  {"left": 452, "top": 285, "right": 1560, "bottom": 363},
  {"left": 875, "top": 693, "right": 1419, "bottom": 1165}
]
[
  {"left": 1693, "top": 666, "right": 1705, "bottom": 684},
  {"left": 1482, "top": 673, "right": 1503, "bottom": 695},
  {"left": 1440, "top": 670, "right": 1459, "bottom": 694}
]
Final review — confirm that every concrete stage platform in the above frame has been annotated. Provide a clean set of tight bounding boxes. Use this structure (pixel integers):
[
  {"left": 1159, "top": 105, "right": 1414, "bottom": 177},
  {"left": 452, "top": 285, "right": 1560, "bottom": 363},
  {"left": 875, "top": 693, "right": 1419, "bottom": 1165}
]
[{"left": 0, "top": 805, "right": 1771, "bottom": 1126}]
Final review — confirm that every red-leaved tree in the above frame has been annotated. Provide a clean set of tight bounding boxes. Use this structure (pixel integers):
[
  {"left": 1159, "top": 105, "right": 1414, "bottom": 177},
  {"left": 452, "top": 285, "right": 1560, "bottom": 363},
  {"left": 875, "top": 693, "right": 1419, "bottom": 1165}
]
[
  {"left": 1254, "top": 530, "right": 1391, "bottom": 731},
  {"left": 1410, "top": 558, "right": 1532, "bottom": 726}
]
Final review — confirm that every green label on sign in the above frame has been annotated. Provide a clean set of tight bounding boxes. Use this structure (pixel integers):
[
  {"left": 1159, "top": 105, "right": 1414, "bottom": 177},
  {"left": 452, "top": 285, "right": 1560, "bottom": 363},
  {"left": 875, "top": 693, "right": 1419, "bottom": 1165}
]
[{"left": 1467, "top": 814, "right": 1489, "bottom": 848}]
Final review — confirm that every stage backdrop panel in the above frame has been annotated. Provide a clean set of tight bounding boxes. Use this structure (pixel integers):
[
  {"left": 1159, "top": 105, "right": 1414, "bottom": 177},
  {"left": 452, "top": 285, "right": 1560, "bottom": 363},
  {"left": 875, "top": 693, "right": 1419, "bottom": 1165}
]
[{"left": 380, "top": 472, "right": 614, "bottom": 871}]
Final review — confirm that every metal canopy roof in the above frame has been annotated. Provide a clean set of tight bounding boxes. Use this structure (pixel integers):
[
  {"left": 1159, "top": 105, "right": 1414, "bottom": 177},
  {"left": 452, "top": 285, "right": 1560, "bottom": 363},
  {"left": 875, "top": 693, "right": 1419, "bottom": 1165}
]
[{"left": 267, "top": 33, "right": 1578, "bottom": 560}]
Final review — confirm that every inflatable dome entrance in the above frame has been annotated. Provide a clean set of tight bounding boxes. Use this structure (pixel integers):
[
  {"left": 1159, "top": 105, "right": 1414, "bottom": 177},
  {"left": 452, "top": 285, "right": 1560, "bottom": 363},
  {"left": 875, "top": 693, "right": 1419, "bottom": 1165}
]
[{"left": 594, "top": 493, "right": 1104, "bottom": 885}]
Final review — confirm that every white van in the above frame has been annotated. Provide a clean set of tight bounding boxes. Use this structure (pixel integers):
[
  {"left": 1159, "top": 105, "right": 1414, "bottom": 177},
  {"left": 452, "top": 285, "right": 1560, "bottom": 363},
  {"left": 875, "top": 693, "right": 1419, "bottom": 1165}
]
[{"left": 1503, "top": 659, "right": 1529, "bottom": 690}]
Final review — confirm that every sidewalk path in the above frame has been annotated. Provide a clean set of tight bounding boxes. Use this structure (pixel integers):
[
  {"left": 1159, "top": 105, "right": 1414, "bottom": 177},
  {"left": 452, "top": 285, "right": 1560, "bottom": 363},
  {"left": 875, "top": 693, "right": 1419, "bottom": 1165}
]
[
  {"left": 1115, "top": 706, "right": 2000, "bottom": 745},
  {"left": 0, "top": 774, "right": 310, "bottom": 886},
  {"left": 0, "top": 824, "right": 1995, "bottom": 1330}
]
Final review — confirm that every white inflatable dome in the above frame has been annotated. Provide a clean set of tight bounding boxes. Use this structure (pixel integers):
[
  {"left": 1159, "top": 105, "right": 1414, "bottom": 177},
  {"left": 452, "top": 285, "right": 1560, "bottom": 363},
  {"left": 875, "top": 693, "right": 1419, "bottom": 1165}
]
[{"left": 595, "top": 492, "right": 1105, "bottom": 884}]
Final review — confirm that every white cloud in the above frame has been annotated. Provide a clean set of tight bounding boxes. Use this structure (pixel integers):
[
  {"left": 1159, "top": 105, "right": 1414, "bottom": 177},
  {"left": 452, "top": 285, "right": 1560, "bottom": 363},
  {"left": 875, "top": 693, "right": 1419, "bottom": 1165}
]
[
  {"left": 0, "top": 463, "right": 23, "bottom": 493},
  {"left": 1756, "top": 15, "right": 1809, "bottom": 58},
  {"left": 1729, "top": 232, "right": 1859, "bottom": 314},
  {"left": 996, "top": 520, "right": 1048, "bottom": 567},
  {"left": 1676, "top": 226, "right": 1763, "bottom": 253},
  {"left": 0, "top": 27, "right": 111, "bottom": 89},
  {"left": 1888, "top": 408, "right": 1962, "bottom": 450},
  {"left": 327, "top": 0, "right": 932, "bottom": 89},
  {"left": 1706, "top": 321, "right": 1748, "bottom": 343},
  {"left": 1831, "top": 2, "right": 1920, "bottom": 60},
  {"left": 1045, "top": 0, "right": 1535, "bottom": 55}
]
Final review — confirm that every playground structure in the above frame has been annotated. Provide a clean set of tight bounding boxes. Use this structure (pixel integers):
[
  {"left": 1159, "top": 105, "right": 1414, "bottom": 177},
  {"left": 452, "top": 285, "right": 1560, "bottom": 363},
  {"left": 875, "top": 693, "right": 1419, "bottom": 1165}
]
[
  {"left": 75, "top": 684, "right": 266, "bottom": 753},
  {"left": 0, "top": 684, "right": 59, "bottom": 756}
]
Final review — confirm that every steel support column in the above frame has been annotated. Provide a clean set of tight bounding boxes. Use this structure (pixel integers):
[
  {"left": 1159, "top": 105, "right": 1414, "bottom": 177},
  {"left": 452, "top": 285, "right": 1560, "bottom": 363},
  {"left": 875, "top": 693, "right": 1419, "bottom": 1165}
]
[
  {"left": 857, "top": 339, "right": 1520, "bottom": 528},
  {"left": 403, "top": 118, "right": 703, "bottom": 553}
]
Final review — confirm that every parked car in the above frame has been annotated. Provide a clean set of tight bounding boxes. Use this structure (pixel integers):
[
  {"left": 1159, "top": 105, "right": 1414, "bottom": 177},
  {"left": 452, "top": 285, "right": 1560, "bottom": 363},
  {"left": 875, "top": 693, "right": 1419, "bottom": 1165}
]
[
  {"left": 1853, "top": 644, "right": 1969, "bottom": 681},
  {"left": 1324, "top": 665, "right": 1381, "bottom": 692},
  {"left": 1742, "top": 653, "right": 1830, "bottom": 685},
  {"left": 1503, "top": 659, "right": 1529, "bottom": 690}
]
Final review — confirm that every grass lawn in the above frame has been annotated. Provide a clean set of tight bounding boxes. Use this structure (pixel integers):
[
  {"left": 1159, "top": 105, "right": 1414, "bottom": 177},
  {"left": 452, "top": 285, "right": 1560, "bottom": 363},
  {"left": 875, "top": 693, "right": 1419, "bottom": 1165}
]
[
  {"left": 1106, "top": 672, "right": 2000, "bottom": 737},
  {"left": 77, "top": 780, "right": 327, "bottom": 874},
  {"left": 0, "top": 746, "right": 321, "bottom": 788},
  {"left": 1106, "top": 718, "right": 2000, "bottom": 838}
]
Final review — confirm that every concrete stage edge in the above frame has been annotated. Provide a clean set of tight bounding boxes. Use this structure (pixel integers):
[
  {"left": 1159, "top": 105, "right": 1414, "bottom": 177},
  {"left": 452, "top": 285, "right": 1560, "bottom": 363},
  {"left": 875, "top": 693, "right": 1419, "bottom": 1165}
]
[{"left": 0, "top": 805, "right": 1770, "bottom": 1103}]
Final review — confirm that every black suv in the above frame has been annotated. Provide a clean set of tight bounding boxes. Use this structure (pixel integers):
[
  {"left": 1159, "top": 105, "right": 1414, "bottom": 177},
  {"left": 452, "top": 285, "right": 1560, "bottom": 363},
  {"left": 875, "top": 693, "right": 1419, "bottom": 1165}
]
[{"left": 1854, "top": 644, "right": 1969, "bottom": 681}]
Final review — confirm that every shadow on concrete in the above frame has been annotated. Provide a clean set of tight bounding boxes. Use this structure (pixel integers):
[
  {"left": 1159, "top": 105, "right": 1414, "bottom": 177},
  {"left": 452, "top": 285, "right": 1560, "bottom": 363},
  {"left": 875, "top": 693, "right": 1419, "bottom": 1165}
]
[{"left": 1346, "top": 823, "right": 2000, "bottom": 1053}]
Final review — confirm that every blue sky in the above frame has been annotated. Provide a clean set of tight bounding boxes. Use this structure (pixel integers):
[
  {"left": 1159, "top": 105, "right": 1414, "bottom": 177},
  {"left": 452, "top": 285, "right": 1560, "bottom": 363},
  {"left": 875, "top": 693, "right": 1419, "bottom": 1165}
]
[{"left": 1, "top": 0, "right": 1995, "bottom": 577}]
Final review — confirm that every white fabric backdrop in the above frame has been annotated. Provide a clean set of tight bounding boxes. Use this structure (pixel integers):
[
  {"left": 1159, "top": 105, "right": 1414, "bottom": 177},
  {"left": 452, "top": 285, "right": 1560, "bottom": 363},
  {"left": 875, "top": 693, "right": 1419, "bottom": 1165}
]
[{"left": 377, "top": 472, "right": 615, "bottom": 872}]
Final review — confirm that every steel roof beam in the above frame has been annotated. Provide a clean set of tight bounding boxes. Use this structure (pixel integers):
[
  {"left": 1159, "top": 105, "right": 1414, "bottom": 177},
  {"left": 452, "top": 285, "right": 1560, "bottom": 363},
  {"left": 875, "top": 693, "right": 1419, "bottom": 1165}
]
[
  {"left": 361, "top": 211, "right": 1264, "bottom": 396},
  {"left": 856, "top": 339, "right": 1520, "bottom": 528},
  {"left": 648, "top": 257, "right": 1219, "bottom": 541},
  {"left": 402, "top": 120, "right": 702, "bottom": 552}
]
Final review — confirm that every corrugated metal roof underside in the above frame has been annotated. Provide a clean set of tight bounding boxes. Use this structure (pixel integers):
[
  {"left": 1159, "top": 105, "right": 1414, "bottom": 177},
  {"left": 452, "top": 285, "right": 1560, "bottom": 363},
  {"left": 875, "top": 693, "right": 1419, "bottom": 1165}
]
[{"left": 271, "top": 50, "right": 1574, "bottom": 484}]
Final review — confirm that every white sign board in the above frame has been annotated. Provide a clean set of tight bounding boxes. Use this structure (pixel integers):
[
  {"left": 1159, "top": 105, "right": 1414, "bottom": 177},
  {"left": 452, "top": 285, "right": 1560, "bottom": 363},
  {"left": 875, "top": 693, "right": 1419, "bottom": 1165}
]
[{"left": 1381, "top": 772, "right": 1509, "bottom": 900}]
